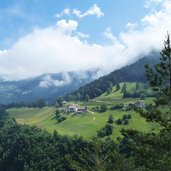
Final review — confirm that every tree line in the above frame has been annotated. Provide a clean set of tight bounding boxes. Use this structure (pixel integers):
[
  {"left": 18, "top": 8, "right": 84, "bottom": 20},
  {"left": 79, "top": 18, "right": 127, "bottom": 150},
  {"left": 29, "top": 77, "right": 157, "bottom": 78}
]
[
  {"left": 0, "top": 34, "right": 170, "bottom": 170},
  {"left": 2, "top": 98, "right": 46, "bottom": 109}
]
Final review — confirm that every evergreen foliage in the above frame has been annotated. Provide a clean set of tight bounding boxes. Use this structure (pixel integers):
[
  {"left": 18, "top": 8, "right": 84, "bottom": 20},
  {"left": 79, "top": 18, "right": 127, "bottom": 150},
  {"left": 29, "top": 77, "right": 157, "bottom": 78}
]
[
  {"left": 0, "top": 36, "right": 170, "bottom": 171},
  {"left": 97, "top": 124, "right": 113, "bottom": 138},
  {"left": 121, "top": 34, "right": 171, "bottom": 170},
  {"left": 108, "top": 114, "right": 114, "bottom": 124},
  {"left": 64, "top": 53, "right": 160, "bottom": 101},
  {"left": 100, "top": 104, "right": 107, "bottom": 112}
]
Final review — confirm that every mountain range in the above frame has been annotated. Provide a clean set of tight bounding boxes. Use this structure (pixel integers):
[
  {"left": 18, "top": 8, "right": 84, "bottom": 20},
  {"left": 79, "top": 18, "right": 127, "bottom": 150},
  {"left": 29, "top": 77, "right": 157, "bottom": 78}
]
[
  {"left": 0, "top": 70, "right": 99, "bottom": 104},
  {"left": 0, "top": 51, "right": 160, "bottom": 104}
]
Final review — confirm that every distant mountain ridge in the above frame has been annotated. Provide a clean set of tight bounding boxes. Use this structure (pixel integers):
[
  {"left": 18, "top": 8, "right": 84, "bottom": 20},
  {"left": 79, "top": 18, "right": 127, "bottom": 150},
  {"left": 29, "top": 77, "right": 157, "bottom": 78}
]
[
  {"left": 0, "top": 70, "right": 99, "bottom": 104},
  {"left": 64, "top": 52, "right": 160, "bottom": 100},
  {"left": 0, "top": 52, "right": 160, "bottom": 104}
]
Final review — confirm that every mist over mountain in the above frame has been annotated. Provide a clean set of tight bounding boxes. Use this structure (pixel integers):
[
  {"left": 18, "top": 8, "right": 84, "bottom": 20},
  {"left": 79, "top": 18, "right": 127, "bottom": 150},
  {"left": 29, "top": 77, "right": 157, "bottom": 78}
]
[
  {"left": 65, "top": 51, "right": 160, "bottom": 100},
  {"left": 0, "top": 51, "right": 160, "bottom": 105},
  {"left": 0, "top": 70, "right": 99, "bottom": 104}
]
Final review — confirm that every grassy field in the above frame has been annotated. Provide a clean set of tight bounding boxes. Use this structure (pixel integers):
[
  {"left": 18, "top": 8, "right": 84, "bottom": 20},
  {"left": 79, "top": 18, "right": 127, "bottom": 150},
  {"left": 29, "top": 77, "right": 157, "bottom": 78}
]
[
  {"left": 7, "top": 82, "right": 159, "bottom": 140},
  {"left": 8, "top": 107, "right": 159, "bottom": 140}
]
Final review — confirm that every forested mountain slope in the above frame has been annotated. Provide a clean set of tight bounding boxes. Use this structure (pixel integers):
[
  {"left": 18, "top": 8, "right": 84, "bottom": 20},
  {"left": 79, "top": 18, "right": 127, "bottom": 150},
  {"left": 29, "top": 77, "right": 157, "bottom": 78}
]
[{"left": 65, "top": 52, "right": 160, "bottom": 100}]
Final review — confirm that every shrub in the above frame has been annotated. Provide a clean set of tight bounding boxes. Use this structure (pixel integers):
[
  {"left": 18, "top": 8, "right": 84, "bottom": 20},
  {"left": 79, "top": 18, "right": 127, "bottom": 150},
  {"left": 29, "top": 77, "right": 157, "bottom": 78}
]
[
  {"left": 57, "top": 116, "right": 66, "bottom": 123},
  {"left": 116, "top": 118, "right": 123, "bottom": 125},
  {"left": 122, "top": 114, "right": 128, "bottom": 120},
  {"left": 108, "top": 115, "right": 114, "bottom": 124},
  {"left": 123, "top": 119, "right": 129, "bottom": 125},
  {"left": 111, "top": 104, "right": 124, "bottom": 110},
  {"left": 127, "top": 114, "right": 132, "bottom": 119},
  {"left": 97, "top": 129, "right": 106, "bottom": 138},
  {"left": 97, "top": 124, "right": 113, "bottom": 138},
  {"left": 100, "top": 104, "right": 107, "bottom": 112},
  {"left": 92, "top": 106, "right": 100, "bottom": 111}
]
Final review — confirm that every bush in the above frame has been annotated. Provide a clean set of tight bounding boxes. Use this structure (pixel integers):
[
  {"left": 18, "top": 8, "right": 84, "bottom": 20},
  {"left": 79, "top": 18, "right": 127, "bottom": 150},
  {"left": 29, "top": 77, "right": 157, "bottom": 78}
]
[
  {"left": 122, "top": 114, "right": 128, "bottom": 120},
  {"left": 97, "top": 129, "right": 106, "bottom": 138},
  {"left": 111, "top": 104, "right": 124, "bottom": 110},
  {"left": 57, "top": 116, "right": 66, "bottom": 123},
  {"left": 145, "top": 104, "right": 153, "bottom": 110},
  {"left": 100, "top": 104, "right": 107, "bottom": 112},
  {"left": 125, "top": 106, "right": 132, "bottom": 111},
  {"left": 116, "top": 118, "right": 123, "bottom": 125},
  {"left": 123, "top": 119, "right": 129, "bottom": 125},
  {"left": 55, "top": 109, "right": 60, "bottom": 115},
  {"left": 108, "top": 115, "right": 114, "bottom": 124},
  {"left": 127, "top": 114, "right": 132, "bottom": 119},
  {"left": 97, "top": 124, "right": 113, "bottom": 138},
  {"left": 92, "top": 106, "right": 100, "bottom": 111}
]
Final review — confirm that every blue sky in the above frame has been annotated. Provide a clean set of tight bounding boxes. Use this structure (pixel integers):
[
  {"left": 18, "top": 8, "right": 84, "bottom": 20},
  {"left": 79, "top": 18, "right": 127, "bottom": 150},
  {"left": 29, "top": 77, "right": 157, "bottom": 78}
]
[
  {"left": 0, "top": 0, "right": 148, "bottom": 48},
  {"left": 0, "top": 0, "right": 171, "bottom": 81}
]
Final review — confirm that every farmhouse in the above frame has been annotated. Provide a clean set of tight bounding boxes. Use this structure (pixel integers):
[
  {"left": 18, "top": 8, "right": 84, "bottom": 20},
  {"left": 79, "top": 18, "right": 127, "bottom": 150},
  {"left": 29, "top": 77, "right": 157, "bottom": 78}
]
[
  {"left": 69, "top": 105, "right": 77, "bottom": 112},
  {"left": 68, "top": 104, "right": 87, "bottom": 114},
  {"left": 134, "top": 101, "right": 145, "bottom": 108},
  {"left": 76, "top": 107, "right": 87, "bottom": 114}
]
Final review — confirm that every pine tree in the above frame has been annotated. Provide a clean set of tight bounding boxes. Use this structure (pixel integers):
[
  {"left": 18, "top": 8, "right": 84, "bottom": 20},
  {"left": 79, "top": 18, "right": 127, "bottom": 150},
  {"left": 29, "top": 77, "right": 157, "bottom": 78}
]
[
  {"left": 135, "top": 83, "right": 139, "bottom": 90},
  {"left": 145, "top": 33, "right": 171, "bottom": 108},
  {"left": 76, "top": 93, "right": 81, "bottom": 101},
  {"left": 116, "top": 82, "right": 120, "bottom": 91},
  {"left": 108, "top": 114, "right": 114, "bottom": 124},
  {"left": 121, "top": 82, "right": 127, "bottom": 92},
  {"left": 143, "top": 33, "right": 171, "bottom": 127},
  {"left": 121, "top": 34, "right": 171, "bottom": 170},
  {"left": 85, "top": 94, "right": 90, "bottom": 102},
  {"left": 107, "top": 81, "right": 113, "bottom": 94}
]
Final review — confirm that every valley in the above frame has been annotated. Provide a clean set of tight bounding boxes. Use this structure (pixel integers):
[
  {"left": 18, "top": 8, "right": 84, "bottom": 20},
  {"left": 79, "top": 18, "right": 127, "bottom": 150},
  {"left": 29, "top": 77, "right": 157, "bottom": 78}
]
[
  {"left": 8, "top": 82, "right": 160, "bottom": 140},
  {"left": 1, "top": 1, "right": 171, "bottom": 170}
]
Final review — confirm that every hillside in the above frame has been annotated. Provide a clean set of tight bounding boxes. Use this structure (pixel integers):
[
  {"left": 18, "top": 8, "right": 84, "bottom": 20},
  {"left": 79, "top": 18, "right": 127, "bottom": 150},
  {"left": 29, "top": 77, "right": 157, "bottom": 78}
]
[
  {"left": 65, "top": 52, "right": 160, "bottom": 100},
  {"left": 8, "top": 82, "right": 159, "bottom": 140}
]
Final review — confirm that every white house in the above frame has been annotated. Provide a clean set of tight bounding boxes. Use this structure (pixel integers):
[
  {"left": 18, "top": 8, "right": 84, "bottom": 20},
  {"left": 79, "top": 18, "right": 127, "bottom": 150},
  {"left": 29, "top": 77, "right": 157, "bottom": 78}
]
[
  {"left": 68, "top": 105, "right": 87, "bottom": 113},
  {"left": 134, "top": 101, "right": 145, "bottom": 108},
  {"left": 69, "top": 105, "right": 77, "bottom": 112}
]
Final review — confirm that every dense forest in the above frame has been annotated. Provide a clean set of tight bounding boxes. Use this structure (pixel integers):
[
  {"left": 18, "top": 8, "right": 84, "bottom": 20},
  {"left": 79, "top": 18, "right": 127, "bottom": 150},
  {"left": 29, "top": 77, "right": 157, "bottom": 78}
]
[
  {"left": 0, "top": 35, "right": 171, "bottom": 171},
  {"left": 64, "top": 52, "right": 160, "bottom": 101}
]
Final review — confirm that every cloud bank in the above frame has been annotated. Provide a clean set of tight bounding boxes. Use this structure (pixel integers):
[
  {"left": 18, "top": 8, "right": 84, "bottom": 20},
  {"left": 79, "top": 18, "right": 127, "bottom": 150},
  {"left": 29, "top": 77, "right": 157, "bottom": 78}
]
[
  {"left": 56, "top": 4, "right": 104, "bottom": 18},
  {"left": 0, "top": 0, "right": 171, "bottom": 81},
  {"left": 39, "top": 74, "right": 71, "bottom": 88}
]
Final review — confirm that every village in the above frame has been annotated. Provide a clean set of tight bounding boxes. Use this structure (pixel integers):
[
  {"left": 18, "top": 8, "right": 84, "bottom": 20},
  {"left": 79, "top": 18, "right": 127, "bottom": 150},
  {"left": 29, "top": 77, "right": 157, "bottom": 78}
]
[{"left": 58, "top": 99, "right": 146, "bottom": 116}]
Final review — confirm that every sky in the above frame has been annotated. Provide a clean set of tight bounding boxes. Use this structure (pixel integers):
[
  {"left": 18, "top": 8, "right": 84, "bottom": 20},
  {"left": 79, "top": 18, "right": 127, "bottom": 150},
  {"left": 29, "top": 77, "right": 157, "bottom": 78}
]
[{"left": 0, "top": 0, "right": 171, "bottom": 81}]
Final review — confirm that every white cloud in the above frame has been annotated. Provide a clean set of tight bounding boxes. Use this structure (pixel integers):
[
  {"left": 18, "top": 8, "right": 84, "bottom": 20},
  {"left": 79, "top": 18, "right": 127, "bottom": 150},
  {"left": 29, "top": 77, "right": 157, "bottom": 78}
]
[
  {"left": 73, "top": 9, "right": 81, "bottom": 17},
  {"left": 103, "top": 27, "right": 118, "bottom": 43},
  {"left": 126, "top": 22, "right": 138, "bottom": 30},
  {"left": 76, "top": 32, "right": 90, "bottom": 39},
  {"left": 145, "top": 0, "right": 164, "bottom": 8},
  {"left": 73, "top": 4, "right": 104, "bottom": 18},
  {"left": 55, "top": 4, "right": 104, "bottom": 19},
  {"left": 56, "top": 19, "right": 78, "bottom": 35},
  {"left": 55, "top": 8, "right": 71, "bottom": 18},
  {"left": 162, "top": 0, "right": 171, "bottom": 13},
  {"left": 0, "top": 0, "right": 171, "bottom": 81},
  {"left": 0, "top": 24, "right": 125, "bottom": 81},
  {"left": 39, "top": 74, "right": 71, "bottom": 88}
]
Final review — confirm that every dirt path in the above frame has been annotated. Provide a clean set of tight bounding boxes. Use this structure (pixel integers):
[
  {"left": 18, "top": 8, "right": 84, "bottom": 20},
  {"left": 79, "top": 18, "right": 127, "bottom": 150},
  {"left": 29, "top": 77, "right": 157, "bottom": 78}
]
[{"left": 88, "top": 110, "right": 96, "bottom": 121}]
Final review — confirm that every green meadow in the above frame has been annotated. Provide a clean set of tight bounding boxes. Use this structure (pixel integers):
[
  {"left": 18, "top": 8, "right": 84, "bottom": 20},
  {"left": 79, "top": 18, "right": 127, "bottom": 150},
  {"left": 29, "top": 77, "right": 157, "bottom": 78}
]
[{"left": 7, "top": 82, "right": 159, "bottom": 140}]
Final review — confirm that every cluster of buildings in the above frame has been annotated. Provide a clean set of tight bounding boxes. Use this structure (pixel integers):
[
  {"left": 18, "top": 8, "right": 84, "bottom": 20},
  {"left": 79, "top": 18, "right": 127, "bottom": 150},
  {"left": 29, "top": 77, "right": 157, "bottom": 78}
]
[
  {"left": 68, "top": 104, "right": 87, "bottom": 114},
  {"left": 128, "top": 100, "right": 145, "bottom": 108}
]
